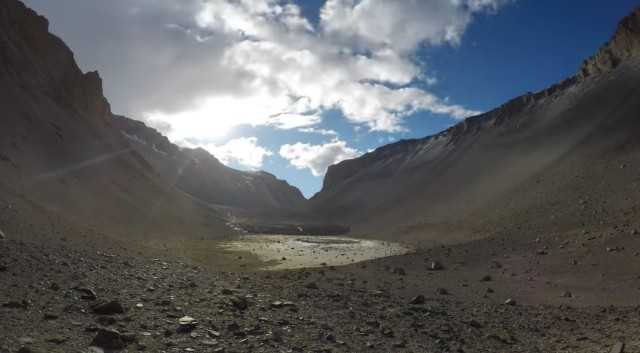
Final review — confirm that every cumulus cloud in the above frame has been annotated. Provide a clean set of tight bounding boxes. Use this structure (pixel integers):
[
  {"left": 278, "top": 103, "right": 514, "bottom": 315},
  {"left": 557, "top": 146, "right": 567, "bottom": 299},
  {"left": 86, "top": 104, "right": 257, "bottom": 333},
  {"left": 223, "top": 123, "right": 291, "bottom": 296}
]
[
  {"left": 203, "top": 137, "right": 272, "bottom": 169},
  {"left": 279, "top": 141, "right": 361, "bottom": 176},
  {"left": 24, "top": 0, "right": 507, "bottom": 139}
]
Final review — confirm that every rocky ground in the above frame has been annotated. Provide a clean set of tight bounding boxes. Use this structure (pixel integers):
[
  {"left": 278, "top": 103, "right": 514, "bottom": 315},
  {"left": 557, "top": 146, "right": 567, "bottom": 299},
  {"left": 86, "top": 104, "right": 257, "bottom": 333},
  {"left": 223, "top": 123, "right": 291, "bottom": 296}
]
[{"left": 2, "top": 230, "right": 639, "bottom": 353}]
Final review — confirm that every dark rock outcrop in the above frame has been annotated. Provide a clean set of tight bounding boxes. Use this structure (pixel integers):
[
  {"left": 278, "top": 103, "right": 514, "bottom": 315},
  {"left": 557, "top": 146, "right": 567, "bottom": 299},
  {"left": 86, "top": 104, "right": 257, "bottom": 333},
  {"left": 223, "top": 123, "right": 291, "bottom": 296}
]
[{"left": 577, "top": 6, "right": 640, "bottom": 79}]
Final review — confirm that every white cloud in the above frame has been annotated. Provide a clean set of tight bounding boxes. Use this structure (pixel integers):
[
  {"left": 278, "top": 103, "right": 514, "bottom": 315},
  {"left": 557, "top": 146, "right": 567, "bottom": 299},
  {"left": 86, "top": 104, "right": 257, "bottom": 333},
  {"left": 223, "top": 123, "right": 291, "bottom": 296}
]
[
  {"left": 203, "top": 137, "right": 272, "bottom": 169},
  {"left": 298, "top": 127, "right": 338, "bottom": 136},
  {"left": 279, "top": 140, "right": 360, "bottom": 176},
  {"left": 24, "top": 0, "right": 509, "bottom": 140}
]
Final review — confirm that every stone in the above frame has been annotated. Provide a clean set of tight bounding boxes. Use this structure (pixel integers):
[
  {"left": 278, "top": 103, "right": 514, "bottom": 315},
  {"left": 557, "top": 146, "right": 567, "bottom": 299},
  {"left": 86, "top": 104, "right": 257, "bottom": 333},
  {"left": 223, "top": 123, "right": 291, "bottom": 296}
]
[
  {"left": 504, "top": 299, "right": 516, "bottom": 306},
  {"left": 430, "top": 261, "right": 443, "bottom": 270},
  {"left": 92, "top": 328, "right": 124, "bottom": 348},
  {"left": 410, "top": 295, "right": 425, "bottom": 304},
  {"left": 479, "top": 275, "right": 492, "bottom": 282},
  {"left": 92, "top": 301, "right": 124, "bottom": 315},
  {"left": 2, "top": 301, "right": 27, "bottom": 309},
  {"left": 435, "top": 287, "right": 448, "bottom": 295},
  {"left": 609, "top": 341, "right": 625, "bottom": 353},
  {"left": 0, "top": 263, "right": 6, "bottom": 272},
  {"left": 305, "top": 282, "right": 319, "bottom": 290},
  {"left": 75, "top": 287, "right": 97, "bottom": 300},
  {"left": 392, "top": 267, "right": 406, "bottom": 275},
  {"left": 571, "top": 259, "right": 578, "bottom": 265},
  {"left": 0, "top": 230, "right": 5, "bottom": 240},
  {"left": 44, "top": 335, "right": 67, "bottom": 344},
  {"left": 486, "top": 288, "right": 494, "bottom": 293},
  {"left": 270, "top": 301, "right": 284, "bottom": 308},
  {"left": 16, "top": 347, "right": 49, "bottom": 353},
  {"left": 178, "top": 316, "right": 198, "bottom": 332},
  {"left": 561, "top": 291, "right": 573, "bottom": 298},
  {"left": 468, "top": 319, "right": 483, "bottom": 328},
  {"left": 95, "top": 316, "right": 117, "bottom": 326},
  {"left": 491, "top": 261, "right": 503, "bottom": 269},
  {"left": 43, "top": 313, "right": 58, "bottom": 320},
  {"left": 631, "top": 229, "right": 639, "bottom": 235},
  {"left": 230, "top": 296, "right": 248, "bottom": 310}
]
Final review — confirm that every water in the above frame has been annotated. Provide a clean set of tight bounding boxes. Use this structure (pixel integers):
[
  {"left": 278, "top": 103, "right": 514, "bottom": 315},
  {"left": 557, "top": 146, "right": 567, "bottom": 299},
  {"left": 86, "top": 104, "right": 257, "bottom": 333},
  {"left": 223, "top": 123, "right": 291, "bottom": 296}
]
[{"left": 221, "top": 234, "right": 412, "bottom": 270}]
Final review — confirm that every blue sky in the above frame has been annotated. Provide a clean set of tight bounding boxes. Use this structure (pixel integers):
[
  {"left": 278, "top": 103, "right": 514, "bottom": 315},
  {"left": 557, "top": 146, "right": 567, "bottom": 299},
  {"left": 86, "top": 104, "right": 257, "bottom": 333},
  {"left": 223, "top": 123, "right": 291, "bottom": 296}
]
[{"left": 24, "top": 0, "right": 638, "bottom": 198}]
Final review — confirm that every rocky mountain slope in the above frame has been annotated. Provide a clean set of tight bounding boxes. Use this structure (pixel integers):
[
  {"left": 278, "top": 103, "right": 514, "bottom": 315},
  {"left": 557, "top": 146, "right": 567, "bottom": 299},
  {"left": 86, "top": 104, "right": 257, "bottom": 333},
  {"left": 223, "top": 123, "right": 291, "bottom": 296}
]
[
  {"left": 308, "top": 5, "right": 640, "bottom": 244},
  {"left": 0, "top": 0, "right": 235, "bottom": 241},
  {"left": 114, "top": 116, "right": 305, "bottom": 213},
  {"left": 0, "top": 0, "right": 309, "bottom": 244}
]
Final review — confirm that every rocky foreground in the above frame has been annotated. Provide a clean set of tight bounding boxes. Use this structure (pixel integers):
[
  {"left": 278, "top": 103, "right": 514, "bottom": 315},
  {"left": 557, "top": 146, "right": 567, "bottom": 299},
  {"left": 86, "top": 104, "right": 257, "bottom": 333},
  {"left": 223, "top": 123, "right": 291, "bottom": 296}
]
[{"left": 1, "top": 234, "right": 639, "bottom": 353}]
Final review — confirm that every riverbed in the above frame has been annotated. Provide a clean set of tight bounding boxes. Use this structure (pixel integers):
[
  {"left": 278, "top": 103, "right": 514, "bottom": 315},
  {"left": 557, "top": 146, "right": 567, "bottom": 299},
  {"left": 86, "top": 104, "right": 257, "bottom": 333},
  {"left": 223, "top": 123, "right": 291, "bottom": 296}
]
[{"left": 220, "top": 234, "right": 412, "bottom": 270}]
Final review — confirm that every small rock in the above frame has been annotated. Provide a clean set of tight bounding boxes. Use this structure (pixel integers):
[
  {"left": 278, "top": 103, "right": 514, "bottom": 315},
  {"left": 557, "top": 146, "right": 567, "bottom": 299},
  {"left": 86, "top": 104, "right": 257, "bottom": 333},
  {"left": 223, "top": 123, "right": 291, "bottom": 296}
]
[
  {"left": 92, "top": 328, "right": 123, "bottom": 349},
  {"left": 571, "top": 259, "right": 578, "bottom": 265},
  {"left": 95, "top": 316, "right": 117, "bottom": 326},
  {"left": 0, "top": 263, "right": 6, "bottom": 272},
  {"left": 202, "top": 339, "right": 218, "bottom": 346},
  {"left": 486, "top": 288, "right": 494, "bottom": 293},
  {"left": 75, "top": 287, "right": 97, "bottom": 300},
  {"left": 92, "top": 300, "right": 124, "bottom": 315},
  {"left": 178, "top": 316, "right": 198, "bottom": 332},
  {"left": 479, "top": 275, "right": 492, "bottom": 282},
  {"left": 305, "top": 282, "right": 319, "bottom": 290},
  {"left": 43, "top": 313, "right": 58, "bottom": 320},
  {"left": 631, "top": 229, "right": 639, "bottom": 235},
  {"left": 44, "top": 335, "right": 67, "bottom": 344},
  {"left": 0, "top": 230, "right": 5, "bottom": 240},
  {"left": 392, "top": 267, "right": 406, "bottom": 275},
  {"left": 562, "top": 291, "right": 573, "bottom": 298},
  {"left": 491, "top": 261, "right": 503, "bottom": 269},
  {"left": 430, "top": 261, "right": 443, "bottom": 270},
  {"left": 2, "top": 301, "right": 27, "bottom": 309},
  {"left": 270, "top": 301, "right": 284, "bottom": 308},
  {"left": 16, "top": 347, "right": 49, "bottom": 353},
  {"left": 435, "top": 287, "right": 448, "bottom": 295},
  {"left": 468, "top": 319, "right": 483, "bottom": 328},
  {"left": 610, "top": 341, "right": 625, "bottom": 353},
  {"left": 504, "top": 299, "right": 516, "bottom": 306},
  {"left": 230, "top": 296, "right": 248, "bottom": 310},
  {"left": 410, "top": 294, "right": 425, "bottom": 304}
]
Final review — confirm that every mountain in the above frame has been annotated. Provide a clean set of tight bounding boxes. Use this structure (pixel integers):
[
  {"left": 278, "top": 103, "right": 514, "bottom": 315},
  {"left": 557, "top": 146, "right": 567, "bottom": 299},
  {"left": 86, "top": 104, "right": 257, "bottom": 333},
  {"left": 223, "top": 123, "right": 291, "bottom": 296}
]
[
  {"left": 308, "top": 6, "right": 640, "bottom": 244},
  {"left": 0, "top": 0, "right": 304, "bottom": 245},
  {"left": 113, "top": 115, "right": 305, "bottom": 213}
]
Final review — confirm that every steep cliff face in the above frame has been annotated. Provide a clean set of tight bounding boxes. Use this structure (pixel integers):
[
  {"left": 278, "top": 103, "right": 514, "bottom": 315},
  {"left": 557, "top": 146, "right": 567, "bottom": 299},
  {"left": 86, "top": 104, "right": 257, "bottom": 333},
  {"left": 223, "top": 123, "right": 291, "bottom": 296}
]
[
  {"left": 310, "top": 5, "right": 640, "bottom": 242},
  {"left": 0, "top": 0, "right": 114, "bottom": 132},
  {"left": 114, "top": 116, "right": 306, "bottom": 212},
  {"left": 578, "top": 6, "right": 640, "bottom": 79}
]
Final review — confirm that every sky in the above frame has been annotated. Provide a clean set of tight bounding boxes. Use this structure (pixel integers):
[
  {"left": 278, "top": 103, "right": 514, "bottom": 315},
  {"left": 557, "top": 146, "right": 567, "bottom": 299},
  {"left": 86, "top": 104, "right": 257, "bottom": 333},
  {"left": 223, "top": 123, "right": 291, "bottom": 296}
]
[{"left": 23, "top": 0, "right": 638, "bottom": 198}]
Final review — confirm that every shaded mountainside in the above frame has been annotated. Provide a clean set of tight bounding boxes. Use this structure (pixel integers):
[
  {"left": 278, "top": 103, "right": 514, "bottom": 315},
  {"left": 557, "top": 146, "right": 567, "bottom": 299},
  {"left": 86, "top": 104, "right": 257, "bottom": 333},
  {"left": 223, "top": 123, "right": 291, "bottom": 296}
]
[
  {"left": 0, "top": 0, "right": 233, "bottom": 240},
  {"left": 308, "top": 5, "right": 640, "bottom": 244},
  {"left": 114, "top": 115, "right": 306, "bottom": 212}
]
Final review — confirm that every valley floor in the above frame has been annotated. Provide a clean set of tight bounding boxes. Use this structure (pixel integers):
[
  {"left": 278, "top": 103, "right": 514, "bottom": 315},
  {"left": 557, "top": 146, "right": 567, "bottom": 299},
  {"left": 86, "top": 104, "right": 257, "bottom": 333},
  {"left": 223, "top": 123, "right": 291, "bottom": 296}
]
[{"left": 2, "top": 224, "right": 640, "bottom": 353}]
